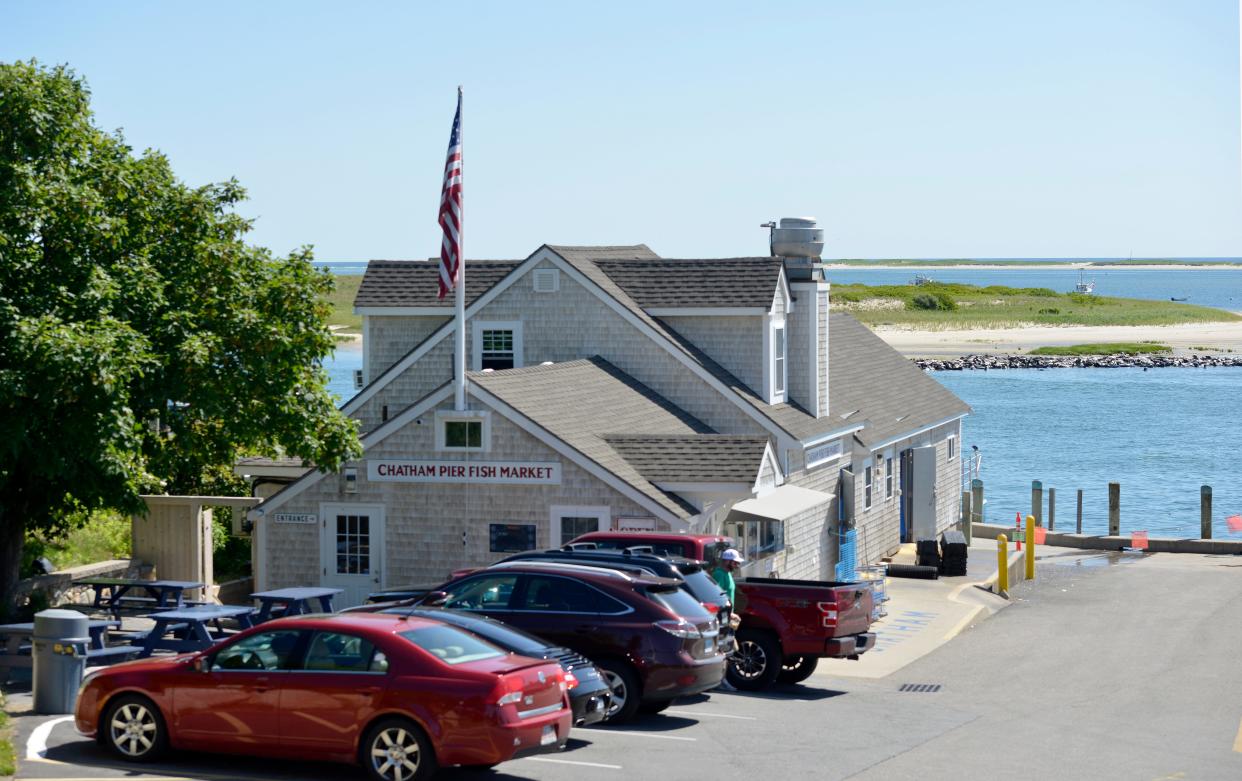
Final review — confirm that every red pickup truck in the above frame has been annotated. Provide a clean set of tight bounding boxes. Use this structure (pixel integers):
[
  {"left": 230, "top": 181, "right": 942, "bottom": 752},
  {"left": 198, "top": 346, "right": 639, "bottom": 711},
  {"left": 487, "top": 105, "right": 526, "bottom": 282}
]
[{"left": 569, "top": 532, "right": 877, "bottom": 690}]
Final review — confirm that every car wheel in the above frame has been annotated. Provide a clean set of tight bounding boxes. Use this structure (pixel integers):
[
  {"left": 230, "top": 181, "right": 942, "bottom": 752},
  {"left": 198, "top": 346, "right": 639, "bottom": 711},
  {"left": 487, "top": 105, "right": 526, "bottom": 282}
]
[
  {"left": 101, "top": 694, "right": 168, "bottom": 762},
  {"left": 776, "top": 655, "right": 819, "bottom": 684},
  {"left": 362, "top": 717, "right": 437, "bottom": 781},
  {"left": 597, "top": 661, "right": 642, "bottom": 723},
  {"left": 726, "top": 629, "right": 782, "bottom": 691}
]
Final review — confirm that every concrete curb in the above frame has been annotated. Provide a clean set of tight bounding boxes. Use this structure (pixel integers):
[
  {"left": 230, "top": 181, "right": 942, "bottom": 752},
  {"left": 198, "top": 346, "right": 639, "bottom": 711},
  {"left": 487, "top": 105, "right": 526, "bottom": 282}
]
[{"left": 971, "top": 523, "right": 1242, "bottom": 555}]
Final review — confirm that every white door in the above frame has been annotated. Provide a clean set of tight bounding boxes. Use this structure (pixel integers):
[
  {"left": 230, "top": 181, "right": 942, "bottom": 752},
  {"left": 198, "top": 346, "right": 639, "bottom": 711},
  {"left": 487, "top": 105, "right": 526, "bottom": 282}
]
[
  {"left": 910, "top": 447, "right": 938, "bottom": 541},
  {"left": 320, "top": 504, "right": 385, "bottom": 608}
]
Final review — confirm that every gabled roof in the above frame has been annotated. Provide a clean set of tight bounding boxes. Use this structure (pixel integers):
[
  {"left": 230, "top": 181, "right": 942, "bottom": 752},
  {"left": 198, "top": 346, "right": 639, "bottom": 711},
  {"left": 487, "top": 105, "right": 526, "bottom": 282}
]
[
  {"left": 602, "top": 435, "right": 770, "bottom": 484},
  {"left": 592, "top": 258, "right": 784, "bottom": 309},
  {"left": 547, "top": 247, "right": 854, "bottom": 444},
  {"left": 828, "top": 312, "right": 971, "bottom": 448},
  {"left": 354, "top": 259, "right": 522, "bottom": 308},
  {"left": 470, "top": 357, "right": 716, "bottom": 518}
]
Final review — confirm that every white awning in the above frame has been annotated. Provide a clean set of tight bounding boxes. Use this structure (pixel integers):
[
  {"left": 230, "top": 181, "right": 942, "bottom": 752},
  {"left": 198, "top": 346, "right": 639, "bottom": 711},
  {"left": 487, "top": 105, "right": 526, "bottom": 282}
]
[{"left": 728, "top": 484, "right": 833, "bottom": 523}]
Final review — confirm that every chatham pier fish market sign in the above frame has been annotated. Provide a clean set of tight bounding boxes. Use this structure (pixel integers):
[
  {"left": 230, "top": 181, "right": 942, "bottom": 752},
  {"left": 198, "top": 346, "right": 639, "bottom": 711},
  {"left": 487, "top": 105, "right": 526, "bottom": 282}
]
[{"left": 367, "top": 460, "right": 562, "bottom": 485}]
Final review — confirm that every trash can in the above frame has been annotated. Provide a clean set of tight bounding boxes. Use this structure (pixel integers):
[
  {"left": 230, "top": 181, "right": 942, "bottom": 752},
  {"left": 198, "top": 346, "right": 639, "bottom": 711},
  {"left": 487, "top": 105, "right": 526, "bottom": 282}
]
[{"left": 33, "top": 609, "right": 89, "bottom": 715}]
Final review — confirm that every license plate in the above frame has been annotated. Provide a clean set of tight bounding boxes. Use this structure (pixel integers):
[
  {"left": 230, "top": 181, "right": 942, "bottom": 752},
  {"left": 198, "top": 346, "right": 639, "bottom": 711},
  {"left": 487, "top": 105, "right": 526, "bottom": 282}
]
[{"left": 540, "top": 725, "right": 557, "bottom": 746}]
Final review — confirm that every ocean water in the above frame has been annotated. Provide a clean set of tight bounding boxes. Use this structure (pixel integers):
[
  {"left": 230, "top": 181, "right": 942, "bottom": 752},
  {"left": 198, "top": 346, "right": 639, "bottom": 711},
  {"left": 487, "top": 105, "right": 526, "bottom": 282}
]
[{"left": 933, "top": 367, "right": 1242, "bottom": 539}]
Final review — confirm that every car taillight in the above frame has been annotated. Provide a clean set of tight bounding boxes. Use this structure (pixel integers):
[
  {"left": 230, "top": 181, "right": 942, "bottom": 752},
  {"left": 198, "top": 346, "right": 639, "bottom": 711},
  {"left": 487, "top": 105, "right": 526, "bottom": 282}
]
[
  {"left": 818, "top": 601, "right": 838, "bottom": 628},
  {"left": 655, "top": 618, "right": 702, "bottom": 639},
  {"left": 493, "top": 674, "right": 525, "bottom": 706},
  {"left": 564, "top": 670, "right": 578, "bottom": 690},
  {"left": 701, "top": 602, "right": 720, "bottom": 614}
]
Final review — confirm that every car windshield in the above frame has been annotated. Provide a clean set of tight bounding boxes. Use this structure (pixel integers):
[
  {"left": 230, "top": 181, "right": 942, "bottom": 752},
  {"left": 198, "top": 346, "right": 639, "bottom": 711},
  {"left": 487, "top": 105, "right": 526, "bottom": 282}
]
[
  {"left": 400, "top": 625, "right": 507, "bottom": 665},
  {"left": 383, "top": 609, "right": 550, "bottom": 655},
  {"left": 646, "top": 585, "right": 713, "bottom": 621},
  {"left": 432, "top": 613, "right": 549, "bottom": 656},
  {"left": 680, "top": 568, "right": 727, "bottom": 604}
]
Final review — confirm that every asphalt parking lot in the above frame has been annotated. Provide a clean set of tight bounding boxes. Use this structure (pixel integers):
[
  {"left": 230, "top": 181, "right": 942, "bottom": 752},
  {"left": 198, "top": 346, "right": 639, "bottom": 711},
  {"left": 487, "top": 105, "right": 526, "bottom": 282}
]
[{"left": 13, "top": 670, "right": 977, "bottom": 781}]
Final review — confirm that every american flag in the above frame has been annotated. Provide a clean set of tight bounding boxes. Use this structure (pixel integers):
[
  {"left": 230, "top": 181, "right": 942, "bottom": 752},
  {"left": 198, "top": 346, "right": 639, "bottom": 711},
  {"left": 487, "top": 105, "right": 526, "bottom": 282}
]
[{"left": 437, "top": 88, "right": 463, "bottom": 300}]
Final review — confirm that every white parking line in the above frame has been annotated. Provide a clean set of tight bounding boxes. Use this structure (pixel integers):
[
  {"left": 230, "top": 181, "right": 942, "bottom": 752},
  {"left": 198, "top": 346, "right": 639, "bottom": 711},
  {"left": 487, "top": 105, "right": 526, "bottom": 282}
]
[
  {"left": 522, "top": 756, "right": 623, "bottom": 770},
  {"left": 26, "top": 716, "right": 74, "bottom": 761},
  {"left": 581, "top": 729, "right": 696, "bottom": 742},
  {"left": 667, "top": 709, "right": 757, "bottom": 720}
]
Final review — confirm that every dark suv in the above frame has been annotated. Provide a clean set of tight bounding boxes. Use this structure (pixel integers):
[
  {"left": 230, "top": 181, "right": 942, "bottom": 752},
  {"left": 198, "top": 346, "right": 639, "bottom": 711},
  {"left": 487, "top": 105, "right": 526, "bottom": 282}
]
[
  {"left": 422, "top": 561, "right": 725, "bottom": 722},
  {"left": 498, "top": 547, "right": 734, "bottom": 652}
]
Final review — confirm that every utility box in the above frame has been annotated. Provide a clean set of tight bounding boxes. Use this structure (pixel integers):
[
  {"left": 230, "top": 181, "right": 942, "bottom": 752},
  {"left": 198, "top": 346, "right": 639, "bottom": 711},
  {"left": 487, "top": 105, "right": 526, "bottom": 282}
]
[{"left": 33, "top": 609, "right": 89, "bottom": 715}]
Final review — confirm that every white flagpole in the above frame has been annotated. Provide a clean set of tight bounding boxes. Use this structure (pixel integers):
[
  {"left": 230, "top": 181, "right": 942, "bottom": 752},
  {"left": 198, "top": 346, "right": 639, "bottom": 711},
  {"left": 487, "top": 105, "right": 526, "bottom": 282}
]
[{"left": 454, "top": 85, "right": 467, "bottom": 411}]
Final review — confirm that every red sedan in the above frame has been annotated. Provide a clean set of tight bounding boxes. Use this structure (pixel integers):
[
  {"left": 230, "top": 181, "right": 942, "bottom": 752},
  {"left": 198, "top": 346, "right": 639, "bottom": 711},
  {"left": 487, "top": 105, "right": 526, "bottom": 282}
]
[{"left": 74, "top": 612, "right": 571, "bottom": 780}]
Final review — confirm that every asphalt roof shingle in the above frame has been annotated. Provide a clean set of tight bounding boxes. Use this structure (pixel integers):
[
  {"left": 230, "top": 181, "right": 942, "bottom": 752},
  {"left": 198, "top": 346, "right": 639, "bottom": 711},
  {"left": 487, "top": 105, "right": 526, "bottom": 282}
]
[
  {"left": 603, "top": 435, "right": 770, "bottom": 483},
  {"left": 470, "top": 357, "right": 748, "bottom": 519},
  {"left": 354, "top": 260, "right": 521, "bottom": 308},
  {"left": 827, "top": 313, "right": 972, "bottom": 448},
  {"left": 592, "top": 258, "right": 783, "bottom": 309}
]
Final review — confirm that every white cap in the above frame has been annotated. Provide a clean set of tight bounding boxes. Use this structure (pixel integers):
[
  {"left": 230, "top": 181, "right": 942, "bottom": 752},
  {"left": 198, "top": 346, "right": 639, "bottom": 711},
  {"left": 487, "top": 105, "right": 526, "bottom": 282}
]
[{"left": 721, "top": 548, "right": 745, "bottom": 563}]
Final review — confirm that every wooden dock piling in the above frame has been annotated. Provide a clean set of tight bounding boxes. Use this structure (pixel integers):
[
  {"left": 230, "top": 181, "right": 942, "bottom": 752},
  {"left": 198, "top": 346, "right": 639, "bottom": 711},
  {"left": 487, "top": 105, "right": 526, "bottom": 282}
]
[
  {"left": 1108, "top": 482, "right": 1120, "bottom": 536},
  {"left": 1201, "top": 485, "right": 1212, "bottom": 539},
  {"left": 1076, "top": 489, "right": 1083, "bottom": 534},
  {"left": 1048, "top": 488, "right": 1056, "bottom": 531},
  {"left": 1031, "top": 480, "right": 1043, "bottom": 527}
]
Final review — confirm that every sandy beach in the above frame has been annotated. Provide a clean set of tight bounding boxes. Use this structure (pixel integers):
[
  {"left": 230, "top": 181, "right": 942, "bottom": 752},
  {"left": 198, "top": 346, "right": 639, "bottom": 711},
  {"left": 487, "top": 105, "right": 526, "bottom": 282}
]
[{"left": 873, "top": 321, "right": 1242, "bottom": 358}]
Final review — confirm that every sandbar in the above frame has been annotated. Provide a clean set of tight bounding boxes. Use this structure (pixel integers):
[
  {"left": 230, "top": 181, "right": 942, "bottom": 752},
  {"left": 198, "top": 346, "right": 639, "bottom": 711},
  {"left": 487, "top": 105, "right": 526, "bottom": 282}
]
[{"left": 873, "top": 321, "right": 1242, "bottom": 358}]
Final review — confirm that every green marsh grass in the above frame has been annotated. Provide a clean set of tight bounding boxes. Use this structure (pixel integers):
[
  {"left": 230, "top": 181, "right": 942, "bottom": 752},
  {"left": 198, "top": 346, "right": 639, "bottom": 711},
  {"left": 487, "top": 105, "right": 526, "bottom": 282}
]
[{"left": 831, "top": 282, "right": 1242, "bottom": 328}]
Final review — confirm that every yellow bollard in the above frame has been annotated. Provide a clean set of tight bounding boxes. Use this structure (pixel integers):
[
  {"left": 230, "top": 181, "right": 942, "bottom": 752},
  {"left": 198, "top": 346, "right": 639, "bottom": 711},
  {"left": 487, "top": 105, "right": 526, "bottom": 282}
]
[
  {"left": 1025, "top": 514, "right": 1036, "bottom": 581},
  {"left": 997, "top": 534, "right": 1009, "bottom": 594}
]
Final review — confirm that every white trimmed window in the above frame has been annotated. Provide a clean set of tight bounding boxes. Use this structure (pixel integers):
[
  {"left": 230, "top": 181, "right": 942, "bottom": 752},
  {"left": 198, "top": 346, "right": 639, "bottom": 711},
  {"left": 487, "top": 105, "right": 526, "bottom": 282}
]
[
  {"left": 774, "top": 326, "right": 786, "bottom": 396},
  {"left": 948, "top": 435, "right": 957, "bottom": 461},
  {"left": 885, "top": 453, "right": 894, "bottom": 500},
  {"left": 551, "top": 506, "right": 610, "bottom": 547},
  {"left": 435, "top": 410, "right": 491, "bottom": 452},
  {"left": 764, "top": 315, "right": 788, "bottom": 404},
  {"left": 864, "top": 462, "right": 873, "bottom": 510},
  {"left": 472, "top": 321, "right": 523, "bottom": 371}
]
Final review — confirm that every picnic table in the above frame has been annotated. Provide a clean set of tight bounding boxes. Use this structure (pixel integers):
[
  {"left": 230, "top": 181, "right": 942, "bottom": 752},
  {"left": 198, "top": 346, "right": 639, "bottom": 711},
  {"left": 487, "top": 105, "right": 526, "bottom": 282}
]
[
  {"left": 0, "top": 619, "right": 132, "bottom": 679},
  {"left": 75, "top": 578, "right": 206, "bottom": 617},
  {"left": 137, "top": 605, "right": 257, "bottom": 658},
  {"left": 251, "top": 587, "right": 343, "bottom": 622}
]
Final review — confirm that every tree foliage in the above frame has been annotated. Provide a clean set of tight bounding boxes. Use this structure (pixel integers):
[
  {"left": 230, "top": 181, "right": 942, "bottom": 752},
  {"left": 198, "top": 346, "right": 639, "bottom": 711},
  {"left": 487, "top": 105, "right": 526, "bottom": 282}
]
[{"left": 0, "top": 61, "right": 361, "bottom": 608}]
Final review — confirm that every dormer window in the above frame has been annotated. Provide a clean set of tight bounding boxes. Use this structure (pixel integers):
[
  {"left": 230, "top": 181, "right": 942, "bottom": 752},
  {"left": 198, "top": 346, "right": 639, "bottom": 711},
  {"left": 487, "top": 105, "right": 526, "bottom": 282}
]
[{"left": 764, "top": 314, "right": 788, "bottom": 404}]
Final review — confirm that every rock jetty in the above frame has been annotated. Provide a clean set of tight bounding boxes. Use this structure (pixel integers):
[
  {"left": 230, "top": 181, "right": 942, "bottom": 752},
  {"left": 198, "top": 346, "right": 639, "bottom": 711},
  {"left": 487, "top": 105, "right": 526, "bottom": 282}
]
[{"left": 917, "top": 354, "right": 1242, "bottom": 371}]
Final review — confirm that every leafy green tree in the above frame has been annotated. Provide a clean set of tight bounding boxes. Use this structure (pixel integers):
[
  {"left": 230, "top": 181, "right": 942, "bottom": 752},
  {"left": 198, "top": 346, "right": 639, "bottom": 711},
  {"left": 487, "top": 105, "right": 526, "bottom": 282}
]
[{"left": 0, "top": 61, "right": 361, "bottom": 612}]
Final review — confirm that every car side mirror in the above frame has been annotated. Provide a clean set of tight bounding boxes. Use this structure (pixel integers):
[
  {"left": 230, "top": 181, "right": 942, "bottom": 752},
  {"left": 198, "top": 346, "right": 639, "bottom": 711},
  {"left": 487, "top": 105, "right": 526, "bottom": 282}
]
[
  {"left": 422, "top": 591, "right": 448, "bottom": 607},
  {"left": 194, "top": 656, "right": 211, "bottom": 673}
]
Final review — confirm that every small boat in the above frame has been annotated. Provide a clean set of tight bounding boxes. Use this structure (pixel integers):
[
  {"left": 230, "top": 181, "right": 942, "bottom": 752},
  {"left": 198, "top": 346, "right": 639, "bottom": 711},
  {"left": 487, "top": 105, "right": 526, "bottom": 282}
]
[
  {"left": 910, "top": 274, "right": 936, "bottom": 286},
  {"left": 1074, "top": 269, "right": 1095, "bottom": 294},
  {"left": 1170, "top": 296, "right": 1188, "bottom": 302}
]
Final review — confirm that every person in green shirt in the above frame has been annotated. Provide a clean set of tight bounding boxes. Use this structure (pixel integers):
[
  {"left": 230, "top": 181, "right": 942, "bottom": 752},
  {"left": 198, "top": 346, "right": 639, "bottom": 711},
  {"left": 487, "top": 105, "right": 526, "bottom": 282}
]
[
  {"left": 712, "top": 548, "right": 745, "bottom": 692},
  {"left": 712, "top": 548, "right": 744, "bottom": 603}
]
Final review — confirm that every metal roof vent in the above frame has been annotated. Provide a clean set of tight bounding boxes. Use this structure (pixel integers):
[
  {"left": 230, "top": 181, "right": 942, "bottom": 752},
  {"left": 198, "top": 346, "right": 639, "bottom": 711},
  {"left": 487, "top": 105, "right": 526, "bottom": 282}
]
[{"left": 762, "top": 217, "right": 824, "bottom": 259}]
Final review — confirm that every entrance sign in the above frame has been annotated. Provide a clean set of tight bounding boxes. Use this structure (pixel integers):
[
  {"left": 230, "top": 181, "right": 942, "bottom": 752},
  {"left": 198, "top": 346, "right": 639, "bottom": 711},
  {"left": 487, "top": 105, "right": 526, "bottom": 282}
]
[
  {"left": 368, "top": 459, "right": 561, "bottom": 485},
  {"left": 272, "top": 513, "right": 317, "bottom": 525}
]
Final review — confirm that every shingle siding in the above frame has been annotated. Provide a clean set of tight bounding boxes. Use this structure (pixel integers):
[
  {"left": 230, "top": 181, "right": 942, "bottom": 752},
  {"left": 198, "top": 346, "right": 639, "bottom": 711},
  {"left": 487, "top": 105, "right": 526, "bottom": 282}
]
[
  {"left": 265, "top": 405, "right": 663, "bottom": 595},
  {"left": 659, "top": 315, "right": 763, "bottom": 396},
  {"left": 367, "top": 315, "right": 449, "bottom": 382}
]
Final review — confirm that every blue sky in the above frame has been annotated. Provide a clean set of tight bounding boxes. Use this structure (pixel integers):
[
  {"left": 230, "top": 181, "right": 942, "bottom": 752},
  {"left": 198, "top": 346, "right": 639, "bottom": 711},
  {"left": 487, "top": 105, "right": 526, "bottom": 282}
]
[{"left": 4, "top": 1, "right": 1240, "bottom": 260}]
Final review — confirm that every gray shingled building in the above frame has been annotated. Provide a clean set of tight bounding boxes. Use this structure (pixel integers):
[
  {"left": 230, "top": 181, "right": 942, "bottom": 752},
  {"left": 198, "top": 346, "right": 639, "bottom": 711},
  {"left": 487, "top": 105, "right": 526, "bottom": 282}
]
[{"left": 242, "top": 243, "right": 969, "bottom": 605}]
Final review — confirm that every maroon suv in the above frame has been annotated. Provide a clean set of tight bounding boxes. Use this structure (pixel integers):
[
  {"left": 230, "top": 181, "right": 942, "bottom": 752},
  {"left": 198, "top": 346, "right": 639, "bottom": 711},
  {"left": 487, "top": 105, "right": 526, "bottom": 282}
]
[{"left": 423, "top": 561, "right": 724, "bottom": 722}]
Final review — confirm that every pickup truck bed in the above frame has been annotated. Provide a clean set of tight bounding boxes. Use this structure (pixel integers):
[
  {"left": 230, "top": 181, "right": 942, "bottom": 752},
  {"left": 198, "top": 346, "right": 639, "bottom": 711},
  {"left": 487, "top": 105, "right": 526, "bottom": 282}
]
[{"left": 729, "top": 576, "right": 876, "bottom": 690}]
